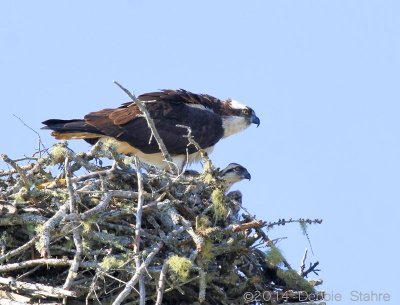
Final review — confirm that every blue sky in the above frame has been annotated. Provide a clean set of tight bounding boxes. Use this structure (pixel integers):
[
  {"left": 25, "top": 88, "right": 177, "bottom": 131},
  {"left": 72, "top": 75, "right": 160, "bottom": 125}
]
[{"left": 1, "top": 1, "right": 399, "bottom": 304}]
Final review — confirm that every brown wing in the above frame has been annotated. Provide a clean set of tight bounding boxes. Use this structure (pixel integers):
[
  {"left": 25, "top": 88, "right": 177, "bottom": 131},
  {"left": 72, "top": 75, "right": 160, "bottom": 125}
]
[{"left": 83, "top": 90, "right": 224, "bottom": 154}]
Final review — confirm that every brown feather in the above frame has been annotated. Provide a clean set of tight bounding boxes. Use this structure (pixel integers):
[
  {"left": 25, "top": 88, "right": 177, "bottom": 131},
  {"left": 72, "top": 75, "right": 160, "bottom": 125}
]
[{"left": 109, "top": 104, "right": 141, "bottom": 125}]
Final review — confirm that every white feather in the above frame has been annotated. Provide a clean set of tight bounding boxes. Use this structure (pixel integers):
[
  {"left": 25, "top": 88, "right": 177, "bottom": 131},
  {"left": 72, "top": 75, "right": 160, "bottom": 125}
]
[
  {"left": 229, "top": 99, "right": 247, "bottom": 110},
  {"left": 186, "top": 103, "right": 213, "bottom": 112},
  {"left": 221, "top": 116, "right": 250, "bottom": 137}
]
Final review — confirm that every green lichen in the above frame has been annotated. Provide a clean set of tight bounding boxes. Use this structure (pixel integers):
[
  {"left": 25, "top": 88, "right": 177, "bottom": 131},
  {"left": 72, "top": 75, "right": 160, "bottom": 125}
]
[
  {"left": 123, "top": 156, "right": 134, "bottom": 165},
  {"left": 167, "top": 255, "right": 193, "bottom": 281},
  {"left": 299, "top": 220, "right": 308, "bottom": 236},
  {"left": 35, "top": 224, "right": 45, "bottom": 235},
  {"left": 196, "top": 215, "right": 211, "bottom": 231},
  {"left": 199, "top": 239, "right": 214, "bottom": 262},
  {"left": 202, "top": 173, "right": 214, "bottom": 184},
  {"left": 49, "top": 143, "right": 69, "bottom": 165},
  {"left": 25, "top": 224, "right": 37, "bottom": 235},
  {"left": 267, "top": 245, "right": 285, "bottom": 267},
  {"left": 82, "top": 239, "right": 91, "bottom": 251},
  {"left": 81, "top": 195, "right": 100, "bottom": 207},
  {"left": 34, "top": 241, "right": 43, "bottom": 254},
  {"left": 203, "top": 160, "right": 213, "bottom": 173},
  {"left": 37, "top": 157, "right": 46, "bottom": 164},
  {"left": 99, "top": 255, "right": 127, "bottom": 271},
  {"left": 277, "top": 269, "right": 315, "bottom": 293},
  {"left": 64, "top": 239, "right": 75, "bottom": 250},
  {"left": 81, "top": 218, "right": 96, "bottom": 235},
  {"left": 52, "top": 190, "right": 68, "bottom": 201},
  {"left": 13, "top": 187, "right": 28, "bottom": 203},
  {"left": 211, "top": 189, "right": 227, "bottom": 221},
  {"left": 100, "top": 138, "right": 120, "bottom": 153}
]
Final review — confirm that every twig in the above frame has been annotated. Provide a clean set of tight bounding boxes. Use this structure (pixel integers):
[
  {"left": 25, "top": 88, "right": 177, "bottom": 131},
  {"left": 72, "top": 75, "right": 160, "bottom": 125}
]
[
  {"left": 111, "top": 242, "right": 164, "bottom": 305},
  {"left": 155, "top": 258, "right": 169, "bottom": 305},
  {"left": 0, "top": 214, "right": 47, "bottom": 226},
  {"left": 91, "top": 231, "right": 132, "bottom": 251},
  {"left": 63, "top": 190, "right": 140, "bottom": 222},
  {"left": 63, "top": 157, "right": 83, "bottom": 291},
  {"left": 16, "top": 266, "right": 41, "bottom": 280},
  {"left": 0, "top": 276, "right": 77, "bottom": 298},
  {"left": 0, "top": 164, "right": 34, "bottom": 177},
  {"left": 176, "top": 124, "right": 211, "bottom": 165},
  {"left": 1, "top": 154, "right": 29, "bottom": 185},
  {"left": 163, "top": 275, "right": 200, "bottom": 294},
  {"left": 63, "top": 225, "right": 83, "bottom": 289},
  {"left": 113, "top": 81, "right": 175, "bottom": 173},
  {"left": 0, "top": 237, "right": 38, "bottom": 264},
  {"left": 65, "top": 157, "right": 77, "bottom": 214},
  {"left": 299, "top": 248, "right": 308, "bottom": 276},
  {"left": 0, "top": 290, "right": 31, "bottom": 303},
  {"left": 198, "top": 268, "right": 206, "bottom": 303},
  {"left": 12, "top": 114, "right": 47, "bottom": 157},
  {"left": 134, "top": 157, "right": 146, "bottom": 305},
  {"left": 303, "top": 261, "right": 320, "bottom": 278},
  {"left": 111, "top": 226, "right": 185, "bottom": 305},
  {"left": 242, "top": 214, "right": 294, "bottom": 271},
  {"left": 165, "top": 205, "right": 204, "bottom": 256},
  {"left": 264, "top": 218, "right": 323, "bottom": 229},
  {"left": 225, "top": 219, "right": 265, "bottom": 233},
  {"left": 39, "top": 202, "right": 69, "bottom": 258},
  {"left": 0, "top": 300, "right": 63, "bottom": 305},
  {"left": 0, "top": 259, "right": 96, "bottom": 273},
  {"left": 0, "top": 299, "right": 29, "bottom": 305}
]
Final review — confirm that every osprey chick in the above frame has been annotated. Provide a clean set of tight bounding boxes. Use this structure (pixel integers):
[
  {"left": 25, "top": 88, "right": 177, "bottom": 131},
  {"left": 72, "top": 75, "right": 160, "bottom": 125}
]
[
  {"left": 218, "top": 163, "right": 251, "bottom": 191},
  {"left": 184, "top": 163, "right": 251, "bottom": 191},
  {"left": 42, "top": 89, "right": 260, "bottom": 170}
]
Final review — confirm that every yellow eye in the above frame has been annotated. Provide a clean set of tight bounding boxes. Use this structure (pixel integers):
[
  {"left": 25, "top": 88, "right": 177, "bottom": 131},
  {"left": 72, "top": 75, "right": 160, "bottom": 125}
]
[{"left": 242, "top": 109, "right": 249, "bottom": 115}]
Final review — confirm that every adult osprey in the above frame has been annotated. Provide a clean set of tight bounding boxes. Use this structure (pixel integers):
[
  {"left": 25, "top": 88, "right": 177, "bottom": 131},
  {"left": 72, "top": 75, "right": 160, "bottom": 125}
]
[{"left": 42, "top": 89, "right": 260, "bottom": 170}]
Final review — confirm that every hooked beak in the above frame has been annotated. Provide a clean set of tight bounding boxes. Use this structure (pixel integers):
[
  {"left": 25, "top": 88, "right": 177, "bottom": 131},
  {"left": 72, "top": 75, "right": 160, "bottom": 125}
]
[
  {"left": 243, "top": 170, "right": 251, "bottom": 181},
  {"left": 250, "top": 114, "right": 260, "bottom": 127}
]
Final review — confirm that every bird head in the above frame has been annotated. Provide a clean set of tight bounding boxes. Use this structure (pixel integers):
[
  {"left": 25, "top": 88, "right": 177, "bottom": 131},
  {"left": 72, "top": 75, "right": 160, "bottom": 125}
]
[
  {"left": 240, "top": 106, "right": 260, "bottom": 127},
  {"left": 218, "top": 163, "right": 251, "bottom": 190},
  {"left": 220, "top": 99, "right": 260, "bottom": 138}
]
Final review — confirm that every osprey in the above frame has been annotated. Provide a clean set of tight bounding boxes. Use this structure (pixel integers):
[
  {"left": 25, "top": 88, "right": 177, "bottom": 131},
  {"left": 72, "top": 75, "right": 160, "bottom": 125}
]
[
  {"left": 184, "top": 163, "right": 251, "bottom": 191},
  {"left": 218, "top": 163, "right": 251, "bottom": 191},
  {"left": 42, "top": 89, "right": 260, "bottom": 170}
]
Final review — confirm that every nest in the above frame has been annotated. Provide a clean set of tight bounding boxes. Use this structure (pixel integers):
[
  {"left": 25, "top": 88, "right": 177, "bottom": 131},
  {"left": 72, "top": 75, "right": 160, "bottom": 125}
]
[{"left": 0, "top": 140, "right": 323, "bottom": 305}]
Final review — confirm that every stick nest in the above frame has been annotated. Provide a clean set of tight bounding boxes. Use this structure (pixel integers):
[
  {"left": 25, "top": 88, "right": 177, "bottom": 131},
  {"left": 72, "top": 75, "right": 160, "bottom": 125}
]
[{"left": 0, "top": 142, "right": 323, "bottom": 305}]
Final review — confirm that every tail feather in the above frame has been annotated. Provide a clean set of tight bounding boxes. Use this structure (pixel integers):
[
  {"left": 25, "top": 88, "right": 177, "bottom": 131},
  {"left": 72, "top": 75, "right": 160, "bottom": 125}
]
[{"left": 41, "top": 119, "right": 103, "bottom": 140}]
